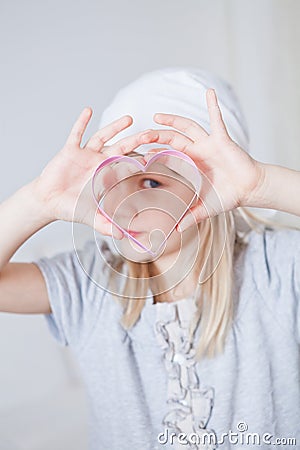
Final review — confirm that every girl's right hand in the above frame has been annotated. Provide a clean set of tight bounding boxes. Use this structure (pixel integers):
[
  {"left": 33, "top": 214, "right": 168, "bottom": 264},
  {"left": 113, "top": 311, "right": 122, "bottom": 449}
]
[{"left": 32, "top": 108, "right": 143, "bottom": 239}]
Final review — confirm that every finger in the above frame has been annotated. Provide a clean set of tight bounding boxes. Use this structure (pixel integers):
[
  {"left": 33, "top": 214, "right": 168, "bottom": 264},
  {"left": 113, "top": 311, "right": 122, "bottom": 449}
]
[
  {"left": 177, "top": 202, "right": 211, "bottom": 232},
  {"left": 153, "top": 113, "right": 209, "bottom": 140},
  {"left": 94, "top": 211, "right": 124, "bottom": 240},
  {"left": 106, "top": 129, "right": 156, "bottom": 156},
  {"left": 65, "top": 107, "right": 93, "bottom": 148},
  {"left": 142, "top": 147, "right": 169, "bottom": 161},
  {"left": 85, "top": 115, "right": 133, "bottom": 152},
  {"left": 137, "top": 129, "right": 195, "bottom": 155},
  {"left": 206, "top": 89, "right": 229, "bottom": 138}
]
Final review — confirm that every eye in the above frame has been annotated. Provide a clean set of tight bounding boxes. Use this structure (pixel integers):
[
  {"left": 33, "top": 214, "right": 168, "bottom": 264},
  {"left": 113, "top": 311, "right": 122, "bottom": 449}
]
[{"left": 141, "top": 178, "right": 162, "bottom": 189}]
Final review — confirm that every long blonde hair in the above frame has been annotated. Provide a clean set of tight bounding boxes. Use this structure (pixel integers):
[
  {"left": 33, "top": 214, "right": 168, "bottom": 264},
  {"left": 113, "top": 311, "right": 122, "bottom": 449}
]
[{"left": 108, "top": 207, "right": 299, "bottom": 362}]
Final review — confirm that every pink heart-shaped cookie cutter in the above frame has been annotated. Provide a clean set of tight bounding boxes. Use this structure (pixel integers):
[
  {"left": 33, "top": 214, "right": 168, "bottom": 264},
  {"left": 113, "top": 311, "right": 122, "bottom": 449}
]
[{"left": 92, "top": 149, "right": 201, "bottom": 256}]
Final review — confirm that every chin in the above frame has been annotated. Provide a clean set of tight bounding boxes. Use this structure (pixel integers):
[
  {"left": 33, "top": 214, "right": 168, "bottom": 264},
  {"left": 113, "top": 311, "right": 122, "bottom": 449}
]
[
  {"left": 117, "top": 235, "right": 179, "bottom": 264},
  {"left": 115, "top": 240, "right": 156, "bottom": 263}
]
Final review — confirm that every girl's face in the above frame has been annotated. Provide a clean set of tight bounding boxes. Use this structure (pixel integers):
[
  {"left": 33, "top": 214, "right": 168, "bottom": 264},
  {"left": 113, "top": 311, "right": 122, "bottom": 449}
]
[{"left": 98, "top": 152, "right": 199, "bottom": 265}]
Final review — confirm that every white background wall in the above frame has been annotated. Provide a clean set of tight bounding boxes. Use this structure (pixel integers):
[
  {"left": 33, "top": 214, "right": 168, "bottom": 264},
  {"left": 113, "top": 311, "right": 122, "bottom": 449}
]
[{"left": 0, "top": 0, "right": 299, "bottom": 448}]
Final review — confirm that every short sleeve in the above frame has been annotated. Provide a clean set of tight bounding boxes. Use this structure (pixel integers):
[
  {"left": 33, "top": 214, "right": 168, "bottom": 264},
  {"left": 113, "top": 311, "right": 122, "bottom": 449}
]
[
  {"left": 32, "top": 238, "right": 117, "bottom": 351},
  {"left": 250, "top": 227, "right": 300, "bottom": 343},
  {"left": 294, "top": 235, "right": 300, "bottom": 342}
]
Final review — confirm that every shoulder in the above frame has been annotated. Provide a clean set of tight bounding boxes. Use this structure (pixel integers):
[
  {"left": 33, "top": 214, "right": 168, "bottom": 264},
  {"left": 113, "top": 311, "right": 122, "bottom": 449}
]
[
  {"left": 246, "top": 226, "right": 300, "bottom": 274},
  {"left": 233, "top": 225, "right": 300, "bottom": 304},
  {"left": 242, "top": 226, "right": 300, "bottom": 337},
  {"left": 73, "top": 238, "right": 121, "bottom": 284},
  {"left": 35, "top": 237, "right": 126, "bottom": 349},
  {"left": 38, "top": 237, "right": 123, "bottom": 288}
]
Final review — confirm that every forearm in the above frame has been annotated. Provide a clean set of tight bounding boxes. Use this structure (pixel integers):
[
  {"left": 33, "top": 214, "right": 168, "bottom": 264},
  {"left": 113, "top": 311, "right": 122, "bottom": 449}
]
[
  {"left": 244, "top": 162, "right": 300, "bottom": 217},
  {"left": 0, "top": 179, "right": 55, "bottom": 270}
]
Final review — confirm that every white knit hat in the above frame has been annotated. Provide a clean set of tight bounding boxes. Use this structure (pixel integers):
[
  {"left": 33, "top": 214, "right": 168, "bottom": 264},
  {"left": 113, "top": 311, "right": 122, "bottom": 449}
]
[{"left": 98, "top": 66, "right": 250, "bottom": 154}]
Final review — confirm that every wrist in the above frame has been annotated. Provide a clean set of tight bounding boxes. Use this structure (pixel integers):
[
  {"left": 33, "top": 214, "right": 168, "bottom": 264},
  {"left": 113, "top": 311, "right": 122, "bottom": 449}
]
[
  {"left": 241, "top": 161, "right": 300, "bottom": 217},
  {"left": 19, "top": 178, "right": 57, "bottom": 226},
  {"left": 241, "top": 161, "right": 271, "bottom": 209}
]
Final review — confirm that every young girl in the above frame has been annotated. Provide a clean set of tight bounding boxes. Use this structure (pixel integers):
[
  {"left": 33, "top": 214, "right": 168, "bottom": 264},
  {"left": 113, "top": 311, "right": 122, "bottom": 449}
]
[{"left": 1, "top": 67, "right": 300, "bottom": 450}]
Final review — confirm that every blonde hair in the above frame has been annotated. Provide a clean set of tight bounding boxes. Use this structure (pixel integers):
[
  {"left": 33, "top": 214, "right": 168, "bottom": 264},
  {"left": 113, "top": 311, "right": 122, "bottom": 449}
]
[{"left": 109, "top": 207, "right": 300, "bottom": 362}]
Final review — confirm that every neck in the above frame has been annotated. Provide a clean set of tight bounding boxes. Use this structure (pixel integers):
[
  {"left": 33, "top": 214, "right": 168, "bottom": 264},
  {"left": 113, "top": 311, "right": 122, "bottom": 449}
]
[{"left": 148, "top": 235, "right": 201, "bottom": 304}]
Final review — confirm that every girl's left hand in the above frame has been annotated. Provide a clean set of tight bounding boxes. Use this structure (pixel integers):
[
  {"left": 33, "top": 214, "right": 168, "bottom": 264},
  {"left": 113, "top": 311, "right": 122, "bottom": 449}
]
[{"left": 137, "top": 89, "right": 266, "bottom": 231}]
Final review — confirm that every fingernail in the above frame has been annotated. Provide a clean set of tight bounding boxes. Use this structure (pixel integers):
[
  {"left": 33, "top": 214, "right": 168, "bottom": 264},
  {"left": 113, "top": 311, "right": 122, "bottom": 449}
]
[
  {"left": 141, "top": 134, "right": 153, "bottom": 143},
  {"left": 113, "top": 228, "right": 124, "bottom": 240},
  {"left": 177, "top": 215, "right": 193, "bottom": 232},
  {"left": 117, "top": 230, "right": 124, "bottom": 240}
]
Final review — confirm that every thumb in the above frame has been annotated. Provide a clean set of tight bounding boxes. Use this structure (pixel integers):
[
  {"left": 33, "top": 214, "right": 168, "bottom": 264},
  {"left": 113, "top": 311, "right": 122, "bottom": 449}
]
[
  {"left": 176, "top": 204, "right": 209, "bottom": 232},
  {"left": 93, "top": 211, "right": 124, "bottom": 240},
  {"left": 143, "top": 147, "right": 170, "bottom": 162}
]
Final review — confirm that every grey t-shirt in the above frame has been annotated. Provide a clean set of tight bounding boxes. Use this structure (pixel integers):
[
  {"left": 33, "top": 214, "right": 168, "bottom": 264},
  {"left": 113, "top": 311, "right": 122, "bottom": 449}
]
[{"left": 33, "top": 227, "right": 300, "bottom": 449}]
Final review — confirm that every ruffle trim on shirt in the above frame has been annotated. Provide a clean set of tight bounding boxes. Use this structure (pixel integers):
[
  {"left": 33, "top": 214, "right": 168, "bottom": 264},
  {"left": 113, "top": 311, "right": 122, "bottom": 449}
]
[{"left": 154, "top": 298, "right": 217, "bottom": 449}]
